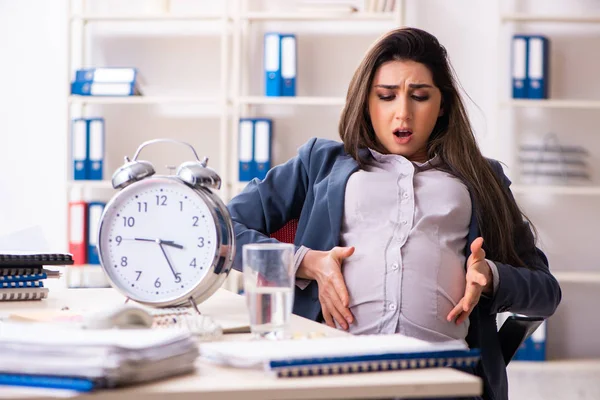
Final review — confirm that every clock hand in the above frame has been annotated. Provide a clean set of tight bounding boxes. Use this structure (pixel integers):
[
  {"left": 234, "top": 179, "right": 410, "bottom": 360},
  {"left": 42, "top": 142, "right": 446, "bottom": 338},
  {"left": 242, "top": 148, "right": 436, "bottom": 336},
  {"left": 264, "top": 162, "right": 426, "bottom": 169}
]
[
  {"left": 133, "top": 237, "right": 184, "bottom": 249},
  {"left": 158, "top": 240, "right": 179, "bottom": 279}
]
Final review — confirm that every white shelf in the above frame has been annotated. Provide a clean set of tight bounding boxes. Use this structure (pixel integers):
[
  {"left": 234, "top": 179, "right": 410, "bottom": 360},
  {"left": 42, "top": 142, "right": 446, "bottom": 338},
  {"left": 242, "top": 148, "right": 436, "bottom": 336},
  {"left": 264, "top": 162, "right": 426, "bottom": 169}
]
[
  {"left": 511, "top": 185, "right": 600, "bottom": 196},
  {"left": 242, "top": 11, "right": 397, "bottom": 21},
  {"left": 68, "top": 95, "right": 220, "bottom": 105},
  {"left": 71, "top": 13, "right": 224, "bottom": 22},
  {"left": 502, "top": 99, "right": 600, "bottom": 109},
  {"left": 508, "top": 358, "right": 600, "bottom": 372},
  {"left": 502, "top": 14, "right": 600, "bottom": 24},
  {"left": 68, "top": 180, "right": 114, "bottom": 190},
  {"left": 239, "top": 96, "right": 346, "bottom": 106},
  {"left": 553, "top": 271, "right": 600, "bottom": 284}
]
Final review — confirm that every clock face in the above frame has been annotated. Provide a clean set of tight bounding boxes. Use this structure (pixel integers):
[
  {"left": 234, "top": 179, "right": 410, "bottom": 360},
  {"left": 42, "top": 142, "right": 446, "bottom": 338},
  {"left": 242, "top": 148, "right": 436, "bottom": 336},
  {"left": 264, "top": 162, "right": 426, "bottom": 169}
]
[{"left": 98, "top": 177, "right": 218, "bottom": 304}]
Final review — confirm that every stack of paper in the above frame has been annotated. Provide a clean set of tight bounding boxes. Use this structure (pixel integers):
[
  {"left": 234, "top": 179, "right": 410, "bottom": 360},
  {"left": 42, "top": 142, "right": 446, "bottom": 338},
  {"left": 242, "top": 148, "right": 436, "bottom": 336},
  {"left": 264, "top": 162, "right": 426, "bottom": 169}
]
[
  {"left": 0, "top": 322, "right": 198, "bottom": 390},
  {"left": 200, "top": 334, "right": 479, "bottom": 377}
]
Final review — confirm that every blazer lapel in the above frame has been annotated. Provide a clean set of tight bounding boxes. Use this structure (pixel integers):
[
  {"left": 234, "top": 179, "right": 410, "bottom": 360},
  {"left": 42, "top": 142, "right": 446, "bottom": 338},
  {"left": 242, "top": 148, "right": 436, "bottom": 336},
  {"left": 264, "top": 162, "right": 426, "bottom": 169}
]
[{"left": 327, "top": 155, "right": 359, "bottom": 246}]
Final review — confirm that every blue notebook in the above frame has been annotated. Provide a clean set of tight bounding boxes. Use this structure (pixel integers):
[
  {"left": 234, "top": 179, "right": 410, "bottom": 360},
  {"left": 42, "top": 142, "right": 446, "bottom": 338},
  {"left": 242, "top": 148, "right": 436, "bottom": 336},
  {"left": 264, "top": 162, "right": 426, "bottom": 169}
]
[
  {"left": 200, "top": 334, "right": 480, "bottom": 377},
  {"left": 0, "top": 273, "right": 47, "bottom": 283},
  {"left": 0, "top": 280, "right": 44, "bottom": 289},
  {"left": 0, "top": 374, "right": 94, "bottom": 392}
]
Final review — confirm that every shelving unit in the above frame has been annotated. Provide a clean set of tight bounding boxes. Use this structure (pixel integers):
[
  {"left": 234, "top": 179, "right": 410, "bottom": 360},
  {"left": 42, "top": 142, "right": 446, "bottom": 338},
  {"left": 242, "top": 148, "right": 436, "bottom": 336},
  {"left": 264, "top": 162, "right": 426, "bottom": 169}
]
[
  {"left": 65, "top": 0, "right": 231, "bottom": 287},
  {"left": 500, "top": 3, "right": 600, "bottom": 397},
  {"left": 229, "top": 0, "right": 405, "bottom": 198}
]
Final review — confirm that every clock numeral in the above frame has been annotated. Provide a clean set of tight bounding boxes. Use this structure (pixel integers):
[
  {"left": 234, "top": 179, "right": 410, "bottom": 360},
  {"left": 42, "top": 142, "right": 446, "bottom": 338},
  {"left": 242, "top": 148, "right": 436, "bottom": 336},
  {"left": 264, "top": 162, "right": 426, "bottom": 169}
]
[
  {"left": 154, "top": 278, "right": 161, "bottom": 288},
  {"left": 156, "top": 195, "right": 167, "bottom": 206},
  {"left": 115, "top": 236, "right": 122, "bottom": 246},
  {"left": 174, "top": 273, "right": 182, "bottom": 283},
  {"left": 190, "top": 258, "right": 197, "bottom": 268},
  {"left": 192, "top": 216, "right": 199, "bottom": 227},
  {"left": 137, "top": 202, "right": 148, "bottom": 213},
  {"left": 197, "top": 237, "right": 205, "bottom": 248},
  {"left": 135, "top": 271, "right": 142, "bottom": 281},
  {"left": 122, "top": 216, "right": 135, "bottom": 227},
  {"left": 179, "top": 201, "right": 184, "bottom": 211},
  {"left": 121, "top": 256, "right": 128, "bottom": 267}
]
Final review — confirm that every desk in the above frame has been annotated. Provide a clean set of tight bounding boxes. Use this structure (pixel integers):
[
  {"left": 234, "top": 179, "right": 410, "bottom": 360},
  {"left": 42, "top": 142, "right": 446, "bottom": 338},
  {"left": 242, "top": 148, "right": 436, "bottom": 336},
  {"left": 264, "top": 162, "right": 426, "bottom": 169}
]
[{"left": 0, "top": 284, "right": 482, "bottom": 399}]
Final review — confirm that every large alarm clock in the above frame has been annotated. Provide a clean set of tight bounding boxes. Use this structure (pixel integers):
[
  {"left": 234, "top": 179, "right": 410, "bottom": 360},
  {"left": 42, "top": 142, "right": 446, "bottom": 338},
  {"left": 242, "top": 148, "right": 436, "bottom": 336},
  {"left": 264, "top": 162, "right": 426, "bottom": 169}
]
[{"left": 97, "top": 139, "right": 235, "bottom": 310}]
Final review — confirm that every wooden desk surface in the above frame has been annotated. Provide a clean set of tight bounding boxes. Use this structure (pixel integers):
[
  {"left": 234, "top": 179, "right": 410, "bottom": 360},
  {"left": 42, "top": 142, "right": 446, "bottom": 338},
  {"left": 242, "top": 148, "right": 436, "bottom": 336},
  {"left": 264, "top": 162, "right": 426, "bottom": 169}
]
[{"left": 0, "top": 282, "right": 482, "bottom": 400}]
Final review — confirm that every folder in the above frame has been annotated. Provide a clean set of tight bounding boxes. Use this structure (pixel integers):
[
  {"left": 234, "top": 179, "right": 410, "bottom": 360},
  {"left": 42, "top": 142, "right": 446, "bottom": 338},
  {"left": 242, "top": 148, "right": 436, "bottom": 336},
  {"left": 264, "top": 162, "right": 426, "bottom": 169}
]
[
  {"left": 71, "top": 81, "right": 138, "bottom": 96},
  {"left": 87, "top": 202, "right": 105, "bottom": 265},
  {"left": 69, "top": 200, "right": 88, "bottom": 265},
  {"left": 87, "top": 118, "right": 105, "bottom": 180},
  {"left": 527, "top": 35, "right": 549, "bottom": 99},
  {"left": 264, "top": 33, "right": 282, "bottom": 96},
  {"left": 72, "top": 118, "right": 88, "bottom": 180},
  {"left": 511, "top": 35, "right": 529, "bottom": 99},
  {"left": 253, "top": 119, "right": 272, "bottom": 180},
  {"left": 238, "top": 119, "right": 254, "bottom": 182},
  {"left": 280, "top": 34, "right": 297, "bottom": 97},
  {"left": 75, "top": 67, "right": 137, "bottom": 83}
]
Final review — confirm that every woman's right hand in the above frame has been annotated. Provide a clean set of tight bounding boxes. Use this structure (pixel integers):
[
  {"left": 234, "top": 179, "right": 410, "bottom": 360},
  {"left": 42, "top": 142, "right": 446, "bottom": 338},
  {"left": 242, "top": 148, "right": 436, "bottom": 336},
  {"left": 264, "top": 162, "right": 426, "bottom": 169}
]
[{"left": 296, "top": 246, "right": 355, "bottom": 330}]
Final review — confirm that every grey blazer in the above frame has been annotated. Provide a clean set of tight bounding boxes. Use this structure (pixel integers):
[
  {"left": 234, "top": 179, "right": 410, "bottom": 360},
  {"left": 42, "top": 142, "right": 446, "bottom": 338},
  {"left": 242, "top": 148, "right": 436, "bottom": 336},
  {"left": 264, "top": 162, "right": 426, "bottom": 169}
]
[{"left": 227, "top": 137, "right": 561, "bottom": 400}]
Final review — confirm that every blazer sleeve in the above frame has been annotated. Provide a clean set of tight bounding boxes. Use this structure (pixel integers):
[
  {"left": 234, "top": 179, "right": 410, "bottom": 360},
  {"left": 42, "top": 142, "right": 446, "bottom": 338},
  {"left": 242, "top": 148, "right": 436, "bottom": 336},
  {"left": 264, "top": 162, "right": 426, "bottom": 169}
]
[
  {"left": 226, "top": 138, "right": 316, "bottom": 271},
  {"left": 484, "top": 161, "right": 562, "bottom": 318}
]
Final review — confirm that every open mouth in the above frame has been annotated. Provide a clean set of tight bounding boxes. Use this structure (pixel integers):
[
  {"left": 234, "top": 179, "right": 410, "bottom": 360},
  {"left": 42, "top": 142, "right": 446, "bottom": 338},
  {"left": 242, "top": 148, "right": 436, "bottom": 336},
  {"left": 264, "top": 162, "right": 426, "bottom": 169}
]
[{"left": 393, "top": 128, "right": 412, "bottom": 138}]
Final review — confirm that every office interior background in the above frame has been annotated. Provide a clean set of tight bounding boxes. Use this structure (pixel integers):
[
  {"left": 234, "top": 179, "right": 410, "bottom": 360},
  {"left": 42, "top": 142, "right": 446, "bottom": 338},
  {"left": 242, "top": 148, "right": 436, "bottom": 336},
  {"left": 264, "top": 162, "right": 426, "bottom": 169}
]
[{"left": 0, "top": 0, "right": 598, "bottom": 398}]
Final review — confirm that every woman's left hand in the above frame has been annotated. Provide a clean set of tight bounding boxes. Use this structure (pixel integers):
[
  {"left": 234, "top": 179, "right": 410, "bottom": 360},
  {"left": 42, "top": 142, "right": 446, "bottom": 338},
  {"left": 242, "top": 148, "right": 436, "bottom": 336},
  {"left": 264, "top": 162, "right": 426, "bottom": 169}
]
[{"left": 447, "top": 237, "right": 493, "bottom": 325}]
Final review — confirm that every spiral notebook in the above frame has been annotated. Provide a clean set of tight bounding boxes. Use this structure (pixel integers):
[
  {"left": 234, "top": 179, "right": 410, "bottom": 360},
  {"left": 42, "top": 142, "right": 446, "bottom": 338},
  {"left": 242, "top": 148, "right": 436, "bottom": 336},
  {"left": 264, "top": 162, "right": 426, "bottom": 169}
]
[{"left": 200, "top": 334, "right": 480, "bottom": 377}]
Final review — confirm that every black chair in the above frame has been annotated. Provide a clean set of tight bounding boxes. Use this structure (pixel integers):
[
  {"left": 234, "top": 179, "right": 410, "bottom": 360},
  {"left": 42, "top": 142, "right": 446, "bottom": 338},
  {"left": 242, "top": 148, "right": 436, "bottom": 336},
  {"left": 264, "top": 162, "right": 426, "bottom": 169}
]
[{"left": 497, "top": 315, "right": 544, "bottom": 365}]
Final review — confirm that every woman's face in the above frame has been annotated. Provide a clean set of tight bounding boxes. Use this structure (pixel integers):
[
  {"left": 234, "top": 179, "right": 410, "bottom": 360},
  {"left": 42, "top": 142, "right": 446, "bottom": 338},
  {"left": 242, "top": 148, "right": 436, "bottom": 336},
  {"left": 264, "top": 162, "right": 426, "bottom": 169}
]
[{"left": 368, "top": 60, "right": 443, "bottom": 163}]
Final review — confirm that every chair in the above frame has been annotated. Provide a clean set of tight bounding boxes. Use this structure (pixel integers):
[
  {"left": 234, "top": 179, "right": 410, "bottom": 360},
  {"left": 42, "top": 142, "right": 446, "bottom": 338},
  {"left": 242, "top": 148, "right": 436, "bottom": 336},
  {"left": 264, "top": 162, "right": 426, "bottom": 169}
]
[{"left": 271, "top": 219, "right": 544, "bottom": 366}]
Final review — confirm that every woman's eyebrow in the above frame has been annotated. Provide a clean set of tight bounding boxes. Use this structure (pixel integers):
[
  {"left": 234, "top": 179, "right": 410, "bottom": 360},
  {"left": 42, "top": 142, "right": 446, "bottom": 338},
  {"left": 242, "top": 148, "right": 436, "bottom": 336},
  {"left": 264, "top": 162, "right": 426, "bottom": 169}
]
[{"left": 373, "top": 83, "right": 433, "bottom": 89}]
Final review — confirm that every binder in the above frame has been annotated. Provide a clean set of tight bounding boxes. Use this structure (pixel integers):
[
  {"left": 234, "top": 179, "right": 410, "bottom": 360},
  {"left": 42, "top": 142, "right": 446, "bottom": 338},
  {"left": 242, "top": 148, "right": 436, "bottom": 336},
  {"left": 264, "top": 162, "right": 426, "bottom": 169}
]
[
  {"left": 511, "top": 35, "right": 529, "bottom": 99},
  {"left": 75, "top": 67, "right": 137, "bottom": 83},
  {"left": 280, "top": 34, "right": 297, "bottom": 96},
  {"left": 71, "top": 81, "right": 138, "bottom": 96},
  {"left": 72, "top": 118, "right": 88, "bottom": 180},
  {"left": 238, "top": 119, "right": 255, "bottom": 182},
  {"left": 0, "top": 280, "right": 44, "bottom": 289},
  {"left": 87, "top": 118, "right": 105, "bottom": 180},
  {"left": 0, "top": 374, "right": 94, "bottom": 392},
  {"left": 87, "top": 202, "right": 105, "bottom": 265},
  {"left": 253, "top": 119, "right": 272, "bottom": 180},
  {"left": 527, "top": 35, "right": 549, "bottom": 99},
  {"left": 0, "top": 273, "right": 47, "bottom": 282},
  {"left": 264, "top": 33, "right": 282, "bottom": 96},
  {"left": 69, "top": 200, "right": 88, "bottom": 265},
  {"left": 200, "top": 334, "right": 480, "bottom": 377},
  {"left": 0, "top": 287, "right": 49, "bottom": 301}
]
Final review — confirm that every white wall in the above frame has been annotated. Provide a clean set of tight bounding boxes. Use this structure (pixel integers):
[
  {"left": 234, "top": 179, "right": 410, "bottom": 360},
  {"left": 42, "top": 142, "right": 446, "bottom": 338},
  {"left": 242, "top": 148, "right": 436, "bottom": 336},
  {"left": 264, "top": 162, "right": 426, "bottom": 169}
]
[{"left": 0, "top": 0, "right": 598, "bottom": 360}]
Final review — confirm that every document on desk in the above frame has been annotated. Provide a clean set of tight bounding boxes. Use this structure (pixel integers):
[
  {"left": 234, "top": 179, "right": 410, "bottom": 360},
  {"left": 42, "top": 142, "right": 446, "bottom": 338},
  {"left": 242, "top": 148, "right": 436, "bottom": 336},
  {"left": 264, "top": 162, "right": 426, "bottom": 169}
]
[
  {"left": 0, "top": 322, "right": 199, "bottom": 390},
  {"left": 200, "top": 334, "right": 480, "bottom": 377}
]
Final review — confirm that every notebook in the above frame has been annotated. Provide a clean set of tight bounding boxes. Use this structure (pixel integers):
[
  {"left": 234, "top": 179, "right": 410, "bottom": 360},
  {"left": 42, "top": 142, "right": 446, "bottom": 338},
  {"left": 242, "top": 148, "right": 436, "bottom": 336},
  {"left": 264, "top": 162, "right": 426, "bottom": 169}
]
[
  {"left": 0, "top": 251, "right": 74, "bottom": 266},
  {"left": 200, "top": 334, "right": 480, "bottom": 377}
]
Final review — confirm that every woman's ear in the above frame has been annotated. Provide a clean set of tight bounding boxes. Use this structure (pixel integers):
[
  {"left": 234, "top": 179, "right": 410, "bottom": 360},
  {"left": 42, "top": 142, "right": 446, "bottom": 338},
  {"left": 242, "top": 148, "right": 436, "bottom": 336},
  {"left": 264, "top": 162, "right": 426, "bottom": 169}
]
[{"left": 438, "top": 99, "right": 445, "bottom": 117}]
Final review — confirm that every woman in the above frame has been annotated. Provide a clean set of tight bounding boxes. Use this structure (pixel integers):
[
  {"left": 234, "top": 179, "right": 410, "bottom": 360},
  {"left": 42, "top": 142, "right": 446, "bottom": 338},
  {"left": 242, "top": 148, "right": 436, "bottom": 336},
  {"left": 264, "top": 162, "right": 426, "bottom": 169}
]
[{"left": 227, "top": 27, "right": 561, "bottom": 400}]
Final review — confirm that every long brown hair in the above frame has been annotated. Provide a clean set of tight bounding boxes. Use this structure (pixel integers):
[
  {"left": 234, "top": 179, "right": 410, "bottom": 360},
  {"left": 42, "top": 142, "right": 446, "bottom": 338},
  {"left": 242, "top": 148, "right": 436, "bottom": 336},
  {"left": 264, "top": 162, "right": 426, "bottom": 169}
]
[{"left": 339, "top": 27, "right": 535, "bottom": 269}]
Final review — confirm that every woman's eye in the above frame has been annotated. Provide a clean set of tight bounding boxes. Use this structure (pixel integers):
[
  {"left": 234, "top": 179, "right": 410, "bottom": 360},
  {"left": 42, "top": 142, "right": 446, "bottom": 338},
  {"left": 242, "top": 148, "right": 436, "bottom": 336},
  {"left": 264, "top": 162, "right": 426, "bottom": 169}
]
[
  {"left": 378, "top": 95, "right": 395, "bottom": 101},
  {"left": 412, "top": 95, "right": 429, "bottom": 102}
]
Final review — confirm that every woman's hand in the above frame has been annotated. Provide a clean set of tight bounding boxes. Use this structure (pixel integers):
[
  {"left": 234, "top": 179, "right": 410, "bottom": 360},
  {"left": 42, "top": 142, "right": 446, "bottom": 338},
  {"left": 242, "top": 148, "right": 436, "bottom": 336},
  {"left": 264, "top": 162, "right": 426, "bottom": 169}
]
[
  {"left": 447, "top": 237, "right": 493, "bottom": 325},
  {"left": 297, "top": 246, "right": 355, "bottom": 330}
]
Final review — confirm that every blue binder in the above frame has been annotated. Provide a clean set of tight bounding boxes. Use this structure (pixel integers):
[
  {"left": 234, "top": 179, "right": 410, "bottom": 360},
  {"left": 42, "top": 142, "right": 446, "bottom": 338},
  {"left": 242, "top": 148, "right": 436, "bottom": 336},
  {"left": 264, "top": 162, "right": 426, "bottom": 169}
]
[
  {"left": 71, "top": 81, "right": 137, "bottom": 96},
  {"left": 527, "top": 35, "right": 549, "bottom": 99},
  {"left": 0, "top": 273, "right": 47, "bottom": 283},
  {"left": 253, "top": 119, "right": 272, "bottom": 180},
  {"left": 264, "top": 33, "right": 282, "bottom": 96},
  {"left": 87, "top": 202, "right": 105, "bottom": 265},
  {"left": 238, "top": 119, "right": 255, "bottom": 182},
  {"left": 511, "top": 35, "right": 529, "bottom": 99},
  {"left": 72, "top": 118, "right": 88, "bottom": 180},
  {"left": 75, "top": 67, "right": 137, "bottom": 83},
  {"left": 87, "top": 118, "right": 105, "bottom": 180},
  {"left": 280, "top": 34, "right": 297, "bottom": 96}
]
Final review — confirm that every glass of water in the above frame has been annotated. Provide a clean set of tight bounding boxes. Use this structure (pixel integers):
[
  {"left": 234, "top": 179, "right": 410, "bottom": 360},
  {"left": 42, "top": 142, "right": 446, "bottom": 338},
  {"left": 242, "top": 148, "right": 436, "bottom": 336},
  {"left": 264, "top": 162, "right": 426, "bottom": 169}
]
[{"left": 242, "top": 243, "right": 295, "bottom": 340}]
